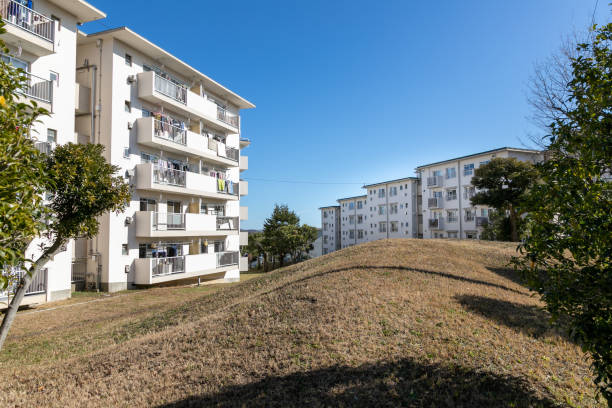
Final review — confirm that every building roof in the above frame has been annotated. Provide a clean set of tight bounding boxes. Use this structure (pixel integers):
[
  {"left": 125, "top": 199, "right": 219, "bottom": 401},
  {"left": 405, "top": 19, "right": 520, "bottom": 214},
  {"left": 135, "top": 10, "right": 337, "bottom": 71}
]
[
  {"left": 49, "top": 0, "right": 106, "bottom": 23},
  {"left": 337, "top": 195, "right": 367, "bottom": 202},
  {"left": 415, "top": 147, "right": 541, "bottom": 170},
  {"left": 362, "top": 176, "right": 419, "bottom": 188},
  {"left": 318, "top": 205, "right": 340, "bottom": 210},
  {"left": 78, "top": 27, "right": 255, "bottom": 109}
]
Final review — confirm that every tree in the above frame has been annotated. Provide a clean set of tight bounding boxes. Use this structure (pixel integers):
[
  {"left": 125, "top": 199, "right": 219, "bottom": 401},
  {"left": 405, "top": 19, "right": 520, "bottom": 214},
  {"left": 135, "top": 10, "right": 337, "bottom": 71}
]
[
  {"left": 470, "top": 158, "right": 539, "bottom": 242},
  {"left": 516, "top": 23, "right": 612, "bottom": 403},
  {"left": 243, "top": 231, "right": 264, "bottom": 270},
  {"left": 0, "top": 142, "right": 130, "bottom": 349}
]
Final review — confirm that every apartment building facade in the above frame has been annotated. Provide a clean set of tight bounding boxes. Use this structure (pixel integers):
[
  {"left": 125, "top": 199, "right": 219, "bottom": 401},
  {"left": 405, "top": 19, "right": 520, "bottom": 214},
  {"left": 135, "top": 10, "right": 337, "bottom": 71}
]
[
  {"left": 416, "top": 147, "right": 542, "bottom": 239},
  {"left": 73, "top": 27, "right": 253, "bottom": 292},
  {"left": 0, "top": 0, "right": 106, "bottom": 305},
  {"left": 338, "top": 195, "right": 367, "bottom": 248},
  {"left": 320, "top": 205, "right": 340, "bottom": 255}
]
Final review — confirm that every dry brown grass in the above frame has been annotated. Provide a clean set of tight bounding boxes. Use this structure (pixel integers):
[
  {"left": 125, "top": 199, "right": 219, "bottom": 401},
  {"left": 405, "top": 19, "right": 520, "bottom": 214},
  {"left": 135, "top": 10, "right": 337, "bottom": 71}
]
[{"left": 0, "top": 239, "right": 603, "bottom": 407}]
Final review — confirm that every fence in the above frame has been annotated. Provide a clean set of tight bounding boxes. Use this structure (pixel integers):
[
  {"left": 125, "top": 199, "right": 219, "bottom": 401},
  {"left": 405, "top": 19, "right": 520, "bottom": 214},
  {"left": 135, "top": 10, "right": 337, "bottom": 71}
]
[
  {"left": 151, "top": 256, "right": 185, "bottom": 277},
  {"left": 0, "top": 266, "right": 47, "bottom": 299}
]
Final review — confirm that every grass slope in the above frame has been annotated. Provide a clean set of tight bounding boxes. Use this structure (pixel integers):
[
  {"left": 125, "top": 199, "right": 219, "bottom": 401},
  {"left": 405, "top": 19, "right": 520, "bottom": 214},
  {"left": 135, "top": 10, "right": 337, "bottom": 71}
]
[{"left": 0, "top": 239, "right": 603, "bottom": 407}]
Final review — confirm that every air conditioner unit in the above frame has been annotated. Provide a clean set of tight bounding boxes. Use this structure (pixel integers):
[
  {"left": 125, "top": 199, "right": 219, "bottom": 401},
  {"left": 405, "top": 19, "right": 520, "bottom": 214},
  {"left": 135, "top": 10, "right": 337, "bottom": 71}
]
[
  {"left": 125, "top": 216, "right": 133, "bottom": 225},
  {"left": 124, "top": 265, "right": 130, "bottom": 274},
  {"left": 127, "top": 121, "right": 133, "bottom": 129},
  {"left": 127, "top": 75, "right": 136, "bottom": 83}
]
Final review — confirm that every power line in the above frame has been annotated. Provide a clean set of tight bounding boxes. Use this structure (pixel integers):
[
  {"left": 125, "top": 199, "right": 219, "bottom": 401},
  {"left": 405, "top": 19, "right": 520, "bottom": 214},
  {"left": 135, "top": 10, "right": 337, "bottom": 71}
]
[{"left": 243, "top": 177, "right": 366, "bottom": 185}]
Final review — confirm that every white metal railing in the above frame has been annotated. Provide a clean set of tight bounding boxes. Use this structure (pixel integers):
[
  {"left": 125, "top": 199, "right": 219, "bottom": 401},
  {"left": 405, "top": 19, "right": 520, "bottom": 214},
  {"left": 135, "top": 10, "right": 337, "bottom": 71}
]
[
  {"left": 428, "top": 197, "right": 442, "bottom": 209},
  {"left": 34, "top": 140, "right": 54, "bottom": 154},
  {"left": 475, "top": 217, "right": 489, "bottom": 227},
  {"left": 154, "top": 73, "right": 187, "bottom": 104},
  {"left": 153, "top": 166, "right": 186, "bottom": 187},
  {"left": 1, "top": 0, "right": 54, "bottom": 43},
  {"left": 21, "top": 72, "right": 53, "bottom": 104},
  {"left": 153, "top": 212, "right": 186, "bottom": 230},
  {"left": 446, "top": 193, "right": 457, "bottom": 201},
  {"left": 0, "top": 266, "right": 47, "bottom": 298},
  {"left": 71, "top": 259, "right": 87, "bottom": 282},
  {"left": 153, "top": 119, "right": 187, "bottom": 145},
  {"left": 226, "top": 146, "right": 239, "bottom": 161},
  {"left": 427, "top": 175, "right": 443, "bottom": 188},
  {"left": 151, "top": 256, "right": 185, "bottom": 277},
  {"left": 216, "top": 105, "right": 239, "bottom": 128},
  {"left": 465, "top": 213, "right": 475, "bottom": 222},
  {"left": 447, "top": 215, "right": 458, "bottom": 223},
  {"left": 216, "top": 251, "right": 239, "bottom": 267},
  {"left": 216, "top": 216, "right": 239, "bottom": 230}
]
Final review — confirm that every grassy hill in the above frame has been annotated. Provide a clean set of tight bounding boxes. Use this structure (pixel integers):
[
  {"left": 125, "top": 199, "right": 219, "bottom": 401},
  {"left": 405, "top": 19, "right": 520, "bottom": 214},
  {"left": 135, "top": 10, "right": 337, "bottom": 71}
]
[{"left": 0, "top": 239, "right": 603, "bottom": 407}]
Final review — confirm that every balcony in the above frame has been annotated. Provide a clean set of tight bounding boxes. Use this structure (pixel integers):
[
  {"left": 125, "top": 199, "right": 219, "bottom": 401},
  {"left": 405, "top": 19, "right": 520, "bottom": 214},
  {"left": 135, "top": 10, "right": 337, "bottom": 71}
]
[
  {"left": 428, "top": 218, "right": 444, "bottom": 230},
  {"left": 464, "top": 213, "right": 475, "bottom": 222},
  {"left": 239, "top": 231, "right": 248, "bottom": 246},
  {"left": 475, "top": 217, "right": 489, "bottom": 227},
  {"left": 135, "top": 212, "right": 239, "bottom": 238},
  {"left": 427, "top": 197, "right": 442, "bottom": 209},
  {"left": 0, "top": 0, "right": 54, "bottom": 56},
  {"left": 239, "top": 256, "right": 248, "bottom": 272},
  {"left": 135, "top": 163, "right": 239, "bottom": 200},
  {"left": 134, "top": 251, "right": 240, "bottom": 285},
  {"left": 137, "top": 71, "right": 240, "bottom": 133},
  {"left": 239, "top": 180, "right": 248, "bottom": 196},
  {"left": 34, "top": 140, "right": 54, "bottom": 154},
  {"left": 17, "top": 72, "right": 53, "bottom": 110},
  {"left": 239, "top": 206, "right": 248, "bottom": 220},
  {"left": 135, "top": 117, "right": 239, "bottom": 167},
  {"left": 426, "top": 175, "right": 444, "bottom": 188},
  {"left": 239, "top": 155, "right": 248, "bottom": 171}
]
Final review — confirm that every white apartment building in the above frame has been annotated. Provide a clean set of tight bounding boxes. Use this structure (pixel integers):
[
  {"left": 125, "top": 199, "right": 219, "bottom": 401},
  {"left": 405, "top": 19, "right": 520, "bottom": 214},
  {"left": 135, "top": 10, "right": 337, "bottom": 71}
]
[
  {"left": 320, "top": 205, "right": 340, "bottom": 255},
  {"left": 416, "top": 147, "right": 542, "bottom": 239},
  {"left": 338, "top": 195, "right": 367, "bottom": 248},
  {"left": 73, "top": 27, "right": 253, "bottom": 292},
  {"left": 1, "top": 0, "right": 106, "bottom": 306}
]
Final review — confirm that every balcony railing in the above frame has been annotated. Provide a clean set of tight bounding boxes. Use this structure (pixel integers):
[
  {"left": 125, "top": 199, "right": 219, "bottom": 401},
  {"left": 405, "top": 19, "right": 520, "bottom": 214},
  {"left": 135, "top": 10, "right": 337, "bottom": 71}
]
[
  {"left": 427, "top": 175, "right": 443, "bottom": 188},
  {"left": 464, "top": 213, "right": 475, "bottom": 222},
  {"left": 216, "top": 216, "right": 239, "bottom": 230},
  {"left": 154, "top": 73, "right": 187, "bottom": 104},
  {"left": 428, "top": 218, "right": 441, "bottom": 229},
  {"left": 1, "top": 0, "right": 54, "bottom": 43},
  {"left": 428, "top": 197, "right": 442, "bottom": 209},
  {"left": 151, "top": 256, "right": 185, "bottom": 277},
  {"left": 207, "top": 138, "right": 239, "bottom": 162},
  {"left": 21, "top": 72, "right": 53, "bottom": 104},
  {"left": 216, "top": 105, "right": 239, "bottom": 128},
  {"left": 216, "top": 179, "right": 239, "bottom": 195},
  {"left": 0, "top": 265, "right": 46, "bottom": 298},
  {"left": 226, "top": 146, "right": 239, "bottom": 161},
  {"left": 153, "top": 166, "right": 186, "bottom": 187},
  {"left": 153, "top": 212, "right": 186, "bottom": 230},
  {"left": 475, "top": 217, "right": 489, "bottom": 227},
  {"left": 216, "top": 251, "right": 239, "bottom": 267},
  {"left": 446, "top": 194, "right": 457, "bottom": 201},
  {"left": 34, "top": 140, "right": 54, "bottom": 154},
  {"left": 153, "top": 119, "right": 187, "bottom": 145}
]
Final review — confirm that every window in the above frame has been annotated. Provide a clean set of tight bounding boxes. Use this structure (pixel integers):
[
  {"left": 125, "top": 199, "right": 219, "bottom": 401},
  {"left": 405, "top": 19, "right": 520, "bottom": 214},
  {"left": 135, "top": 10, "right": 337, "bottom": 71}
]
[
  {"left": 200, "top": 240, "right": 209, "bottom": 253},
  {"left": 124, "top": 100, "right": 131, "bottom": 113},
  {"left": 379, "top": 222, "right": 387, "bottom": 233},
  {"left": 446, "top": 189, "right": 457, "bottom": 201},
  {"left": 349, "top": 215, "right": 355, "bottom": 225},
  {"left": 479, "top": 160, "right": 490, "bottom": 167},
  {"left": 349, "top": 230, "right": 355, "bottom": 239},
  {"left": 47, "top": 129, "right": 57, "bottom": 143},
  {"left": 378, "top": 188, "right": 385, "bottom": 198},
  {"left": 140, "top": 198, "right": 156, "bottom": 211},
  {"left": 357, "top": 201, "right": 363, "bottom": 209},
  {"left": 389, "top": 186, "right": 397, "bottom": 196},
  {"left": 357, "top": 215, "right": 363, "bottom": 224},
  {"left": 446, "top": 167, "right": 456, "bottom": 179},
  {"left": 448, "top": 232, "right": 458, "bottom": 239},
  {"left": 125, "top": 53, "right": 132, "bottom": 66},
  {"left": 465, "top": 209, "right": 475, "bottom": 221},
  {"left": 447, "top": 210, "right": 458, "bottom": 223},
  {"left": 49, "top": 71, "right": 59, "bottom": 85},
  {"left": 390, "top": 203, "right": 398, "bottom": 214},
  {"left": 323, "top": 235, "right": 328, "bottom": 244},
  {"left": 378, "top": 205, "right": 386, "bottom": 215},
  {"left": 464, "top": 186, "right": 475, "bottom": 199},
  {"left": 464, "top": 163, "right": 474, "bottom": 176},
  {"left": 357, "top": 230, "right": 364, "bottom": 239},
  {"left": 323, "top": 211, "right": 328, "bottom": 218},
  {"left": 433, "top": 170, "right": 442, "bottom": 177},
  {"left": 123, "top": 147, "right": 130, "bottom": 158},
  {"left": 390, "top": 221, "right": 398, "bottom": 232},
  {"left": 323, "top": 223, "right": 328, "bottom": 231},
  {"left": 481, "top": 208, "right": 489, "bottom": 217},
  {"left": 214, "top": 240, "right": 225, "bottom": 253},
  {"left": 122, "top": 244, "right": 128, "bottom": 255}
]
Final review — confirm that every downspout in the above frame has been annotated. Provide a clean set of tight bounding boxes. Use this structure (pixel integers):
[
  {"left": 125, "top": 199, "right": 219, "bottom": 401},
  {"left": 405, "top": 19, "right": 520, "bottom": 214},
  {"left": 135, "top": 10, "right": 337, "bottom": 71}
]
[
  {"left": 457, "top": 160, "right": 463, "bottom": 239},
  {"left": 386, "top": 184, "right": 389, "bottom": 239}
]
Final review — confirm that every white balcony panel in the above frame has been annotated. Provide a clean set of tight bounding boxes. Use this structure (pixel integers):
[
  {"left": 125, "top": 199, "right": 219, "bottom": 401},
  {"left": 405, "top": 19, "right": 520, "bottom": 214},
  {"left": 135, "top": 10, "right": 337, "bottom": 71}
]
[
  {"left": 137, "top": 71, "right": 239, "bottom": 133},
  {"left": 239, "top": 231, "right": 248, "bottom": 246},
  {"left": 239, "top": 206, "right": 248, "bottom": 220},
  {"left": 135, "top": 117, "right": 238, "bottom": 167},
  {"left": 134, "top": 253, "right": 237, "bottom": 285},
  {"left": 134, "top": 211, "right": 238, "bottom": 238},
  {"left": 239, "top": 256, "right": 248, "bottom": 272},
  {"left": 239, "top": 180, "right": 248, "bottom": 196},
  {"left": 135, "top": 163, "right": 239, "bottom": 200},
  {"left": 239, "top": 155, "right": 248, "bottom": 171}
]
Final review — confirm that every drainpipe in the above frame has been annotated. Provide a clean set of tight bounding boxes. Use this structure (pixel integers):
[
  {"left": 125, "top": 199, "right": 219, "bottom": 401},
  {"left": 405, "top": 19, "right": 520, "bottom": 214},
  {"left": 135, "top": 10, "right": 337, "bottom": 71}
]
[
  {"left": 457, "top": 160, "right": 463, "bottom": 240},
  {"left": 386, "top": 184, "right": 389, "bottom": 239}
]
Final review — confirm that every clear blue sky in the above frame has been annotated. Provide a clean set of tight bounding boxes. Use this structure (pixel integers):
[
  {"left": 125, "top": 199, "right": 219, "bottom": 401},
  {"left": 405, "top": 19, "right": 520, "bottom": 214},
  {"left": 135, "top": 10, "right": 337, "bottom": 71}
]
[{"left": 82, "top": 0, "right": 609, "bottom": 230}]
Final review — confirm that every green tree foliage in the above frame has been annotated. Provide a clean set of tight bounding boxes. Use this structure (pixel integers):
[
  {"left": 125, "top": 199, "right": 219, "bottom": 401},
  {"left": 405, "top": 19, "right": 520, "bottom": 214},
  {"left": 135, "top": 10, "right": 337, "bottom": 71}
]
[
  {"left": 243, "top": 231, "right": 264, "bottom": 269},
  {"left": 470, "top": 158, "right": 538, "bottom": 241},
  {"left": 516, "top": 23, "right": 612, "bottom": 403}
]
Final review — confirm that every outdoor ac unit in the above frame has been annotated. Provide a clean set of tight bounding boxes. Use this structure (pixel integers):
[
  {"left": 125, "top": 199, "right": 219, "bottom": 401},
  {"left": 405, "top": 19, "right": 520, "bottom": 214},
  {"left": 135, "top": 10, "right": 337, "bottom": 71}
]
[
  {"left": 124, "top": 265, "right": 130, "bottom": 274},
  {"left": 60, "top": 243, "right": 67, "bottom": 251},
  {"left": 127, "top": 121, "right": 133, "bottom": 129},
  {"left": 125, "top": 216, "right": 133, "bottom": 225},
  {"left": 127, "top": 75, "right": 136, "bottom": 83}
]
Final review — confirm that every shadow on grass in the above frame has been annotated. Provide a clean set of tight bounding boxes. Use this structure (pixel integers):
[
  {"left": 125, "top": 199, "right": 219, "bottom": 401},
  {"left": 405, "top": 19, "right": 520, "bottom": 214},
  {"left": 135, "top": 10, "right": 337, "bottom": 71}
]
[
  {"left": 158, "top": 358, "right": 557, "bottom": 407},
  {"left": 486, "top": 266, "right": 526, "bottom": 287},
  {"left": 456, "top": 294, "right": 567, "bottom": 341}
]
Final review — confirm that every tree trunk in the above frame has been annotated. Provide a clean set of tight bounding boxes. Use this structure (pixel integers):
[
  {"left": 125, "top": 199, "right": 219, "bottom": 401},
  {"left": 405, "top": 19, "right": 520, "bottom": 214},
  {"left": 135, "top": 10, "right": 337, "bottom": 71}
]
[
  {"left": 509, "top": 206, "right": 519, "bottom": 242},
  {"left": 0, "top": 238, "right": 63, "bottom": 351}
]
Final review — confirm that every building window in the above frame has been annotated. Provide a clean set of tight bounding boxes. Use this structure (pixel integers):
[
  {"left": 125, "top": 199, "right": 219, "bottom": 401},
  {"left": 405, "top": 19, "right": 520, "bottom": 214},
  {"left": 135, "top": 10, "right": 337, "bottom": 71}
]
[
  {"left": 349, "top": 230, "right": 355, "bottom": 239},
  {"left": 47, "top": 128, "right": 57, "bottom": 143},
  {"left": 378, "top": 205, "right": 386, "bottom": 215},
  {"left": 323, "top": 235, "right": 328, "bottom": 244},
  {"left": 464, "top": 163, "right": 474, "bottom": 176},
  {"left": 379, "top": 222, "right": 387, "bottom": 233},
  {"left": 433, "top": 170, "right": 442, "bottom": 177},
  {"left": 389, "top": 186, "right": 397, "bottom": 196},
  {"left": 378, "top": 188, "right": 385, "bottom": 198},
  {"left": 466, "top": 232, "right": 477, "bottom": 239},
  {"left": 464, "top": 186, "right": 476, "bottom": 199},
  {"left": 139, "top": 198, "right": 156, "bottom": 211},
  {"left": 349, "top": 202, "right": 355, "bottom": 210},
  {"left": 125, "top": 100, "right": 131, "bottom": 113},
  {"left": 323, "top": 211, "right": 328, "bottom": 218},
  {"left": 357, "top": 230, "right": 364, "bottom": 239},
  {"left": 447, "top": 210, "right": 458, "bottom": 223},
  {"left": 357, "top": 215, "right": 363, "bottom": 224},
  {"left": 446, "top": 189, "right": 457, "bottom": 201},
  {"left": 349, "top": 215, "right": 355, "bottom": 225},
  {"left": 479, "top": 160, "right": 490, "bottom": 167},
  {"left": 51, "top": 15, "right": 61, "bottom": 30},
  {"left": 125, "top": 53, "right": 132, "bottom": 66},
  {"left": 389, "top": 203, "right": 398, "bottom": 214},
  {"left": 357, "top": 201, "right": 363, "bottom": 209},
  {"left": 122, "top": 244, "right": 128, "bottom": 255},
  {"left": 446, "top": 167, "right": 456, "bottom": 179},
  {"left": 390, "top": 221, "right": 398, "bottom": 232},
  {"left": 481, "top": 208, "right": 489, "bottom": 217},
  {"left": 49, "top": 71, "right": 58, "bottom": 85},
  {"left": 123, "top": 147, "right": 130, "bottom": 158}
]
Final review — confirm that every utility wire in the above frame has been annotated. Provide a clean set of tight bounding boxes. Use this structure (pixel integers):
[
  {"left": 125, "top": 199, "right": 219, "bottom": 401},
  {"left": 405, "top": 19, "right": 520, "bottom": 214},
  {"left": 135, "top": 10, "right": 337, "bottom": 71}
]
[{"left": 243, "top": 177, "right": 366, "bottom": 185}]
